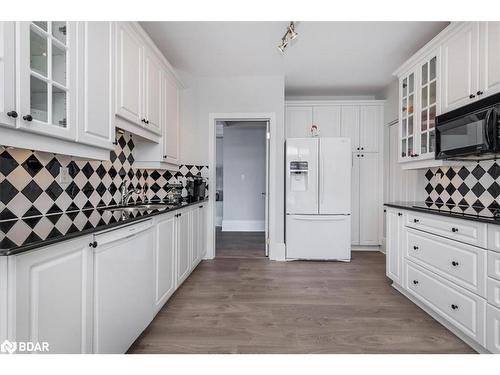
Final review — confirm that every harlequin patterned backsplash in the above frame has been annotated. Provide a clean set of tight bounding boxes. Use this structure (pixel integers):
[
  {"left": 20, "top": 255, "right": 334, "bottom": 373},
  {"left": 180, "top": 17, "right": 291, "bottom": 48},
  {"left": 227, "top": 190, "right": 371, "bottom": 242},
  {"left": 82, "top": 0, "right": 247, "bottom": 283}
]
[
  {"left": 0, "top": 131, "right": 208, "bottom": 222},
  {"left": 424, "top": 160, "right": 500, "bottom": 215}
]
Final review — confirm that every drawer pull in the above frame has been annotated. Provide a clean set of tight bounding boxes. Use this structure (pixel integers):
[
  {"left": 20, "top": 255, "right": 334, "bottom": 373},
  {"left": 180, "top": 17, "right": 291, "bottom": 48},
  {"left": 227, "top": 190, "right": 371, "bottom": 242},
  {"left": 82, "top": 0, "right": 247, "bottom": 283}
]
[
  {"left": 451, "top": 227, "right": 459, "bottom": 232},
  {"left": 451, "top": 261, "right": 459, "bottom": 267},
  {"left": 451, "top": 304, "right": 459, "bottom": 310},
  {"left": 398, "top": 212, "right": 402, "bottom": 217},
  {"left": 413, "top": 218, "right": 420, "bottom": 223},
  {"left": 413, "top": 245, "right": 419, "bottom": 250},
  {"left": 413, "top": 280, "right": 419, "bottom": 285}
]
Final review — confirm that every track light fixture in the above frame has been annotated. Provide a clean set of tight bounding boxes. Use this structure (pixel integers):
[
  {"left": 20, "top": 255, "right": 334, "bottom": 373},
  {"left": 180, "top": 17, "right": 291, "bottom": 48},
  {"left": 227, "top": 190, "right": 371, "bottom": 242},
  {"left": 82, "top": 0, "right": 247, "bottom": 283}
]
[{"left": 277, "top": 21, "right": 298, "bottom": 54}]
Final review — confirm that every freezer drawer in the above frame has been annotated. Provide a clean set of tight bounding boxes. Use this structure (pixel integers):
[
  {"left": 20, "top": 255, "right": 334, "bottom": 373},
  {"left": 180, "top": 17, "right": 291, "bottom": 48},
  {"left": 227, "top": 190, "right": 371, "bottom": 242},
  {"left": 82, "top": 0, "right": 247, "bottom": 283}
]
[{"left": 286, "top": 214, "right": 351, "bottom": 260}]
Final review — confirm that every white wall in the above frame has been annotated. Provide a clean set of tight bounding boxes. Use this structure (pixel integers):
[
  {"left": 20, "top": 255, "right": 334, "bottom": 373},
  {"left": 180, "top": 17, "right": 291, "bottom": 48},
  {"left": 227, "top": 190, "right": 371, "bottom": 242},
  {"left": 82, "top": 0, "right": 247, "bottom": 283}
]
[
  {"left": 222, "top": 123, "right": 266, "bottom": 231},
  {"left": 178, "top": 75, "right": 286, "bottom": 259}
]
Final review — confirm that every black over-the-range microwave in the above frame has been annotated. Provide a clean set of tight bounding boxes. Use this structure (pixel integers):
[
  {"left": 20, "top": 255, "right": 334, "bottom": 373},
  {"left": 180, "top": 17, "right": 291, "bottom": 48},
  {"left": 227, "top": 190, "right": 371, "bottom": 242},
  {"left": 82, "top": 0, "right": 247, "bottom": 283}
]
[{"left": 435, "top": 91, "right": 500, "bottom": 160}]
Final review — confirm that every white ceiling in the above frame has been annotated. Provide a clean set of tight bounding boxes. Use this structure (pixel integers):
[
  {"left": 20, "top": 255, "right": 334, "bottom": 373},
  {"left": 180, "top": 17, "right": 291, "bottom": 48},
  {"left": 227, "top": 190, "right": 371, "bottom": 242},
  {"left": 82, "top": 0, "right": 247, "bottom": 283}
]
[{"left": 140, "top": 21, "right": 449, "bottom": 97}]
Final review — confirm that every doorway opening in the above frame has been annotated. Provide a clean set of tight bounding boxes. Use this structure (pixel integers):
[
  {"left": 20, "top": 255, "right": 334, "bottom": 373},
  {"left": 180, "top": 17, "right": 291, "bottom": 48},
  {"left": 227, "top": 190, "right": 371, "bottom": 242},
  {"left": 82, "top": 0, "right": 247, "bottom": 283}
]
[{"left": 214, "top": 120, "right": 269, "bottom": 258}]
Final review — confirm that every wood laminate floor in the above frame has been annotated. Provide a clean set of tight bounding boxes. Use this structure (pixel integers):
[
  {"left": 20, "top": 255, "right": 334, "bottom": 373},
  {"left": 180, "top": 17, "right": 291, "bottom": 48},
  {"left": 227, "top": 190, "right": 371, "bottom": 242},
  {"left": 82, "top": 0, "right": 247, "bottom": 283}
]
[
  {"left": 128, "top": 234, "right": 475, "bottom": 354},
  {"left": 215, "top": 228, "right": 266, "bottom": 258}
]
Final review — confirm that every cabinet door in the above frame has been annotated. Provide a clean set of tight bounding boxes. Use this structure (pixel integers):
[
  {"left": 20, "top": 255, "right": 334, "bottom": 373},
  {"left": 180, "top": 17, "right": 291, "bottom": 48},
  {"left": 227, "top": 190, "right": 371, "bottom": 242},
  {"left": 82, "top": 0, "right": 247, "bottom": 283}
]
[
  {"left": 385, "top": 209, "right": 402, "bottom": 284},
  {"left": 479, "top": 22, "right": 500, "bottom": 98},
  {"left": 359, "top": 153, "right": 380, "bottom": 245},
  {"left": 351, "top": 154, "right": 360, "bottom": 245},
  {"left": 155, "top": 213, "right": 176, "bottom": 310},
  {"left": 176, "top": 210, "right": 192, "bottom": 286},
  {"left": 191, "top": 206, "right": 200, "bottom": 268},
  {"left": 14, "top": 236, "right": 93, "bottom": 353},
  {"left": 77, "top": 22, "right": 114, "bottom": 150},
  {"left": 285, "top": 106, "right": 312, "bottom": 138},
  {"left": 115, "top": 22, "right": 143, "bottom": 126},
  {"left": 359, "top": 105, "right": 381, "bottom": 153},
  {"left": 199, "top": 204, "right": 206, "bottom": 259},
  {"left": 143, "top": 48, "right": 162, "bottom": 134},
  {"left": 487, "top": 304, "right": 500, "bottom": 354},
  {"left": 0, "top": 22, "right": 16, "bottom": 128},
  {"left": 340, "top": 106, "right": 360, "bottom": 152},
  {"left": 442, "top": 23, "right": 479, "bottom": 113},
  {"left": 17, "top": 21, "right": 78, "bottom": 140},
  {"left": 163, "top": 71, "right": 180, "bottom": 164},
  {"left": 313, "top": 106, "right": 341, "bottom": 137},
  {"left": 418, "top": 54, "right": 439, "bottom": 159},
  {"left": 399, "top": 71, "right": 417, "bottom": 161}
]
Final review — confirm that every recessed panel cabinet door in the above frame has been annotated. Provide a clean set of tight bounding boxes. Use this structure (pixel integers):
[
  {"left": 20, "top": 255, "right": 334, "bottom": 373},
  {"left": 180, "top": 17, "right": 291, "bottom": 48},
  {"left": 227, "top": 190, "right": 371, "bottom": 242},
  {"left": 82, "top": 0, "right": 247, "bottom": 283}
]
[
  {"left": 487, "top": 304, "right": 500, "bottom": 353},
  {"left": 359, "top": 153, "right": 380, "bottom": 245},
  {"left": 155, "top": 213, "right": 176, "bottom": 310},
  {"left": 14, "top": 236, "right": 93, "bottom": 354},
  {"left": 143, "top": 48, "right": 162, "bottom": 134},
  {"left": 163, "top": 71, "right": 179, "bottom": 163},
  {"left": 191, "top": 206, "right": 200, "bottom": 268},
  {"left": 385, "top": 209, "right": 402, "bottom": 284},
  {"left": 115, "top": 22, "right": 143, "bottom": 125},
  {"left": 359, "top": 105, "right": 380, "bottom": 153},
  {"left": 441, "top": 23, "right": 479, "bottom": 113},
  {"left": 77, "top": 21, "right": 114, "bottom": 150},
  {"left": 340, "top": 106, "right": 360, "bottom": 152},
  {"left": 313, "top": 106, "right": 341, "bottom": 137},
  {"left": 176, "top": 210, "right": 192, "bottom": 286},
  {"left": 0, "top": 22, "right": 16, "bottom": 128},
  {"left": 285, "top": 106, "right": 313, "bottom": 138},
  {"left": 479, "top": 22, "right": 500, "bottom": 98}
]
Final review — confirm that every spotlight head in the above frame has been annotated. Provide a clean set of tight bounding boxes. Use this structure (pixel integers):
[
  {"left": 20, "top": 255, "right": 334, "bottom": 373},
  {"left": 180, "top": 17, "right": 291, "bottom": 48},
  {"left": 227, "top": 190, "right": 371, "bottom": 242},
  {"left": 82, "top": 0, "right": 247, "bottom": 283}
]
[
  {"left": 288, "top": 22, "right": 298, "bottom": 40},
  {"left": 277, "top": 42, "right": 288, "bottom": 53}
]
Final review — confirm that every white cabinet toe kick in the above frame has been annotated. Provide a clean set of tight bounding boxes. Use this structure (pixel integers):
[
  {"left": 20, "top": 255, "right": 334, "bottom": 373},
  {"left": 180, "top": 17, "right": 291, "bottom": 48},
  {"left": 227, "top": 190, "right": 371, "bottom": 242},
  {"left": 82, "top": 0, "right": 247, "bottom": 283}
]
[
  {"left": 385, "top": 206, "right": 500, "bottom": 353},
  {"left": 0, "top": 203, "right": 207, "bottom": 354}
]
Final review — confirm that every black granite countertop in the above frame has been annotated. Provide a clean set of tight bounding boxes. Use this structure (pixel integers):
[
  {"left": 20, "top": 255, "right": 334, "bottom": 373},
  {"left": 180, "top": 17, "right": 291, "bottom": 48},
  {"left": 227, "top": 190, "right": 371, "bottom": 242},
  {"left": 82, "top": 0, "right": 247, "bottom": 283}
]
[
  {"left": 384, "top": 201, "right": 500, "bottom": 225},
  {"left": 0, "top": 199, "right": 208, "bottom": 256}
]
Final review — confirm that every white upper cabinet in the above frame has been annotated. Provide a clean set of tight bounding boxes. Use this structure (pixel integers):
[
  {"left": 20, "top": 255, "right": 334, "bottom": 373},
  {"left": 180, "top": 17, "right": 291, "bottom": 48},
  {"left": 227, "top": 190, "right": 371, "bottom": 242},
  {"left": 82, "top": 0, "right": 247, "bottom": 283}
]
[
  {"left": 312, "top": 106, "right": 341, "bottom": 137},
  {"left": 441, "top": 23, "right": 479, "bottom": 113},
  {"left": 163, "top": 71, "right": 180, "bottom": 164},
  {"left": 76, "top": 22, "right": 114, "bottom": 150},
  {"left": 0, "top": 22, "right": 16, "bottom": 128},
  {"left": 143, "top": 47, "right": 162, "bottom": 135},
  {"left": 359, "top": 105, "right": 381, "bottom": 153},
  {"left": 399, "top": 69, "right": 417, "bottom": 162},
  {"left": 17, "top": 21, "right": 78, "bottom": 140},
  {"left": 340, "top": 105, "right": 360, "bottom": 152},
  {"left": 285, "top": 106, "right": 313, "bottom": 137},
  {"left": 479, "top": 22, "right": 500, "bottom": 98},
  {"left": 115, "top": 22, "right": 143, "bottom": 127}
]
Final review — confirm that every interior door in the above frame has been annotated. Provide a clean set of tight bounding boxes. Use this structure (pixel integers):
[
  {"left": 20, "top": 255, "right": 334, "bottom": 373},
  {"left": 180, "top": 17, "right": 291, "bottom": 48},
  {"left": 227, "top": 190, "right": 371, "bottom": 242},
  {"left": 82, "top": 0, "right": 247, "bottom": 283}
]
[
  {"left": 319, "top": 137, "right": 351, "bottom": 214},
  {"left": 442, "top": 22, "right": 479, "bottom": 113},
  {"left": 313, "top": 106, "right": 341, "bottom": 137},
  {"left": 359, "top": 153, "right": 380, "bottom": 245},
  {"left": 286, "top": 138, "right": 318, "bottom": 215},
  {"left": 351, "top": 154, "right": 360, "bottom": 245},
  {"left": 340, "top": 105, "right": 360, "bottom": 152},
  {"left": 0, "top": 22, "right": 16, "bottom": 128},
  {"left": 359, "top": 105, "right": 380, "bottom": 152},
  {"left": 285, "top": 106, "right": 313, "bottom": 138},
  {"left": 479, "top": 22, "right": 500, "bottom": 98}
]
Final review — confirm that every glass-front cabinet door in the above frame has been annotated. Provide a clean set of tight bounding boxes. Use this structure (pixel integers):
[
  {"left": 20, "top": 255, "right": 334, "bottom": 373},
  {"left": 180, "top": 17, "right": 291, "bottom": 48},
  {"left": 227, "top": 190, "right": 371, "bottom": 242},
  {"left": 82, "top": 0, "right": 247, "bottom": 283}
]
[
  {"left": 419, "top": 54, "right": 439, "bottom": 159},
  {"left": 399, "top": 70, "right": 416, "bottom": 161},
  {"left": 16, "top": 21, "right": 77, "bottom": 140}
]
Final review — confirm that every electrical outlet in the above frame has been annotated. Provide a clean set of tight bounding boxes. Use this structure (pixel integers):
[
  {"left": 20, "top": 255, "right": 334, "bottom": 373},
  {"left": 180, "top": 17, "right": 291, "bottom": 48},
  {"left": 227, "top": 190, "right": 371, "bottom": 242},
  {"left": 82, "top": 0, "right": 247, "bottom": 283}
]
[{"left": 59, "top": 167, "right": 72, "bottom": 186}]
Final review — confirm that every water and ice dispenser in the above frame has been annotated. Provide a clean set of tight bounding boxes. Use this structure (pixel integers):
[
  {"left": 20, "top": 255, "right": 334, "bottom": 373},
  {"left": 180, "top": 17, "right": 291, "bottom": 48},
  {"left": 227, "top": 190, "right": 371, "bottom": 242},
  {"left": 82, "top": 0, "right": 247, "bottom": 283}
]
[{"left": 289, "top": 161, "right": 309, "bottom": 192}]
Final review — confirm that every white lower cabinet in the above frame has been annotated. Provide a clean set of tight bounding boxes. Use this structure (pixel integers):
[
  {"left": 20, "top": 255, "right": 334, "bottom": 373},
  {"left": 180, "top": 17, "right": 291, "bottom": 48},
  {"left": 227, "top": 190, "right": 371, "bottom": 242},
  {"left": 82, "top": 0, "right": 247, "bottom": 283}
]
[
  {"left": 487, "top": 304, "right": 500, "bottom": 353},
  {"left": 12, "top": 235, "right": 94, "bottom": 354},
  {"left": 385, "top": 208, "right": 404, "bottom": 285},
  {"left": 176, "top": 208, "right": 192, "bottom": 287},
  {"left": 154, "top": 212, "right": 176, "bottom": 312}
]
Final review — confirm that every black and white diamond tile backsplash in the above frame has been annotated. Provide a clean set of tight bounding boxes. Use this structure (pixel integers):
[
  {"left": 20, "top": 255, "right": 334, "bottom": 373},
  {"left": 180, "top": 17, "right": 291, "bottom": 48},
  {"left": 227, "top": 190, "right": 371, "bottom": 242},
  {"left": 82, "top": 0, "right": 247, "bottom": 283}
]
[
  {"left": 424, "top": 160, "right": 500, "bottom": 215},
  {"left": 0, "top": 130, "right": 208, "bottom": 222}
]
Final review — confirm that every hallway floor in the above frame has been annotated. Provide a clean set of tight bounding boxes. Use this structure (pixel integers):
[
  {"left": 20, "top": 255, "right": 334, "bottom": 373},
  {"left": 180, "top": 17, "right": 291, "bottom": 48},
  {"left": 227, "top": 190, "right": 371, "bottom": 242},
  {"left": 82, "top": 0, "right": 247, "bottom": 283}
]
[{"left": 215, "top": 227, "right": 266, "bottom": 258}]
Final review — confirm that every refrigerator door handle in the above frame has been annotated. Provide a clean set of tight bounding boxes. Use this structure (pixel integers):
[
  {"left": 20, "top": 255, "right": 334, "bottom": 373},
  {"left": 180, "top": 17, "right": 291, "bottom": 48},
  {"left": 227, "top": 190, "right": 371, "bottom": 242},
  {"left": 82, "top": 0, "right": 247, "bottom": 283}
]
[
  {"left": 320, "top": 143, "right": 324, "bottom": 205},
  {"left": 291, "top": 215, "right": 349, "bottom": 221}
]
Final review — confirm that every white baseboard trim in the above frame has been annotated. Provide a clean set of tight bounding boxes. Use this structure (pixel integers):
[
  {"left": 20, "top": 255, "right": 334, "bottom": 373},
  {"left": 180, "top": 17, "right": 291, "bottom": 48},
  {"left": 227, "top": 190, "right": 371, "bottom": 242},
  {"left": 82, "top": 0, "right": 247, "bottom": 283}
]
[
  {"left": 216, "top": 216, "right": 222, "bottom": 227},
  {"left": 222, "top": 220, "right": 265, "bottom": 232},
  {"left": 351, "top": 245, "right": 381, "bottom": 252}
]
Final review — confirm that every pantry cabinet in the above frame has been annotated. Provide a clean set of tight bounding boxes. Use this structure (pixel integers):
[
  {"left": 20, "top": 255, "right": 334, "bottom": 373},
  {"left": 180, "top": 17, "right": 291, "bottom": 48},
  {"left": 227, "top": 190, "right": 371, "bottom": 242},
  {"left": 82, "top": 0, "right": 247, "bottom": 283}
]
[{"left": 0, "top": 21, "right": 114, "bottom": 159}]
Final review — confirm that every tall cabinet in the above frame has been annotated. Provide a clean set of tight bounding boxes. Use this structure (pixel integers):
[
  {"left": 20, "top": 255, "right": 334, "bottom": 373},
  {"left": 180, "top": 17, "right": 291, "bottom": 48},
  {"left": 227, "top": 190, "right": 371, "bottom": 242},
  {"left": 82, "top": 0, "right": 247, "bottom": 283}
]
[{"left": 285, "top": 101, "right": 384, "bottom": 247}]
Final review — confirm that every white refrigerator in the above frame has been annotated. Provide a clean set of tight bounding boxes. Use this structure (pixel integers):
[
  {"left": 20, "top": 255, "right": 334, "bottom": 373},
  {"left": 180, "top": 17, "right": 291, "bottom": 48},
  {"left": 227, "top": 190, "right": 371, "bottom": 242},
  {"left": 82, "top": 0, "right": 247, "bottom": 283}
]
[{"left": 286, "top": 137, "right": 351, "bottom": 261}]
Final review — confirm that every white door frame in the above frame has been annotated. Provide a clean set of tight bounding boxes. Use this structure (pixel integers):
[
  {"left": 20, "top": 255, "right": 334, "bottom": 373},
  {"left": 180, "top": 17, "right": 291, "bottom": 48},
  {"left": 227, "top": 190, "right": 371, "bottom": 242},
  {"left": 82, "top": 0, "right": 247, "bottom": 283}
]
[{"left": 206, "top": 112, "right": 276, "bottom": 260}]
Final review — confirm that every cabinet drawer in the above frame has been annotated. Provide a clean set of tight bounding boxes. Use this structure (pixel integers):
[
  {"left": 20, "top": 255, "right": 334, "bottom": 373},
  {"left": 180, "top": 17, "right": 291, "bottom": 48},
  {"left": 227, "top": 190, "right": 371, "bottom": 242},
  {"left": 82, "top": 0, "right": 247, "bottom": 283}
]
[
  {"left": 487, "top": 304, "right": 500, "bottom": 354},
  {"left": 405, "top": 260, "right": 486, "bottom": 345},
  {"left": 488, "top": 251, "right": 500, "bottom": 281},
  {"left": 405, "top": 229, "right": 487, "bottom": 296},
  {"left": 488, "top": 277, "right": 500, "bottom": 309},
  {"left": 488, "top": 224, "right": 500, "bottom": 253},
  {"left": 406, "top": 211, "right": 487, "bottom": 247}
]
